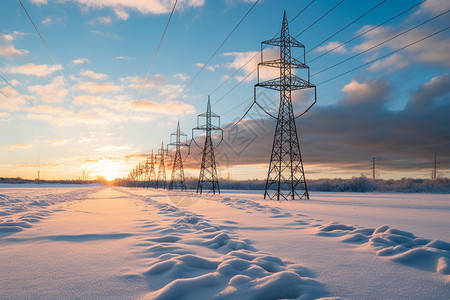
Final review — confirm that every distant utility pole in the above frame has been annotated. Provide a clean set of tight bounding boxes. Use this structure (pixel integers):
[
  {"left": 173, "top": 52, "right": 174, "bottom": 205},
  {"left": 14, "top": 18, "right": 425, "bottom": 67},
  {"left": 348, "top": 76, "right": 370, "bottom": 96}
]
[
  {"left": 432, "top": 153, "right": 437, "bottom": 180},
  {"left": 168, "top": 121, "right": 189, "bottom": 191},
  {"left": 156, "top": 142, "right": 169, "bottom": 189},
  {"left": 372, "top": 158, "right": 376, "bottom": 179},
  {"left": 37, "top": 150, "right": 40, "bottom": 184},
  {"left": 192, "top": 96, "right": 223, "bottom": 195}
]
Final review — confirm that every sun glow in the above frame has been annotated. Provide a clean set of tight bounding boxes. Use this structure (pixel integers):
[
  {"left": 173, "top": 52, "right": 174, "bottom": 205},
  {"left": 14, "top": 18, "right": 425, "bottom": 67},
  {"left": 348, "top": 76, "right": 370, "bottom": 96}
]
[{"left": 90, "top": 159, "right": 124, "bottom": 181}]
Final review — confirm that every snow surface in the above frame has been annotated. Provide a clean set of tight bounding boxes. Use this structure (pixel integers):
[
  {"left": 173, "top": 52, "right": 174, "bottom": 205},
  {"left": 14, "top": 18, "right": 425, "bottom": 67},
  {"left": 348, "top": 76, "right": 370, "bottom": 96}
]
[{"left": 0, "top": 186, "right": 448, "bottom": 299}]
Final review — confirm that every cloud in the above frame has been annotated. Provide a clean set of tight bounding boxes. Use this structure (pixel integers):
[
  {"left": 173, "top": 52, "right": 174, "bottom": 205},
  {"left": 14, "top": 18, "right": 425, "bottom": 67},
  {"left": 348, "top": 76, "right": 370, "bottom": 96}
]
[
  {"left": 122, "top": 74, "right": 185, "bottom": 100},
  {"left": 206, "top": 74, "right": 450, "bottom": 175},
  {"left": 31, "top": 0, "right": 47, "bottom": 4},
  {"left": 26, "top": 104, "right": 73, "bottom": 117},
  {"left": 89, "top": 30, "right": 120, "bottom": 39},
  {"left": 61, "top": 0, "right": 205, "bottom": 15},
  {"left": 0, "top": 33, "right": 29, "bottom": 59},
  {"left": 368, "top": 53, "right": 409, "bottom": 73},
  {"left": 26, "top": 105, "right": 126, "bottom": 125},
  {"left": 114, "top": 56, "right": 135, "bottom": 60},
  {"left": 195, "top": 63, "right": 219, "bottom": 72},
  {"left": 73, "top": 94, "right": 116, "bottom": 107},
  {"left": 341, "top": 78, "right": 390, "bottom": 106},
  {"left": 0, "top": 85, "right": 31, "bottom": 111},
  {"left": 114, "top": 8, "right": 129, "bottom": 20},
  {"left": 1, "top": 63, "right": 61, "bottom": 76},
  {"left": 353, "top": 20, "right": 450, "bottom": 71},
  {"left": 44, "top": 138, "right": 70, "bottom": 145},
  {"left": 80, "top": 69, "right": 108, "bottom": 80},
  {"left": 95, "top": 145, "right": 131, "bottom": 152},
  {"left": 28, "top": 76, "right": 68, "bottom": 104},
  {"left": 133, "top": 99, "right": 195, "bottom": 116},
  {"left": 173, "top": 73, "right": 190, "bottom": 81},
  {"left": 89, "top": 16, "right": 112, "bottom": 25},
  {"left": 222, "top": 48, "right": 279, "bottom": 82},
  {"left": 2, "top": 143, "right": 34, "bottom": 151},
  {"left": 418, "top": 0, "right": 450, "bottom": 15},
  {"left": 316, "top": 41, "right": 347, "bottom": 54},
  {"left": 42, "top": 17, "right": 52, "bottom": 25},
  {"left": 74, "top": 81, "right": 121, "bottom": 93},
  {"left": 72, "top": 57, "right": 91, "bottom": 64}
]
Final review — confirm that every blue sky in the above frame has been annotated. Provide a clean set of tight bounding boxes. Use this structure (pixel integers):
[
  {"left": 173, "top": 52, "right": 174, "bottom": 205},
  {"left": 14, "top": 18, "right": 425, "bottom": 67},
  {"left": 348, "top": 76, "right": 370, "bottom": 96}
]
[{"left": 0, "top": 0, "right": 449, "bottom": 180}]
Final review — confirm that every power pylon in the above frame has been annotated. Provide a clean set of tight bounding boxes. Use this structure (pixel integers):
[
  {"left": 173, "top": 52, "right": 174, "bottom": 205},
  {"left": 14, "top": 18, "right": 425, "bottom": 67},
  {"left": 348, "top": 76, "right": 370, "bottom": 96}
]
[
  {"left": 146, "top": 150, "right": 156, "bottom": 187},
  {"left": 255, "top": 11, "right": 316, "bottom": 200},
  {"left": 168, "top": 121, "right": 190, "bottom": 191},
  {"left": 156, "top": 142, "right": 169, "bottom": 189},
  {"left": 192, "top": 96, "right": 223, "bottom": 194}
]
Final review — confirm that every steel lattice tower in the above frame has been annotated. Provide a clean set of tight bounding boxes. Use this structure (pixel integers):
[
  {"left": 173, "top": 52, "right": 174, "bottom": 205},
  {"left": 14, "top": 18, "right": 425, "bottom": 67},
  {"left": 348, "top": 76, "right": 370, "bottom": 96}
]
[
  {"left": 168, "top": 121, "right": 189, "bottom": 191},
  {"left": 255, "top": 11, "right": 316, "bottom": 200},
  {"left": 192, "top": 97, "right": 223, "bottom": 194},
  {"left": 156, "top": 142, "right": 168, "bottom": 189},
  {"left": 146, "top": 150, "right": 156, "bottom": 187}
]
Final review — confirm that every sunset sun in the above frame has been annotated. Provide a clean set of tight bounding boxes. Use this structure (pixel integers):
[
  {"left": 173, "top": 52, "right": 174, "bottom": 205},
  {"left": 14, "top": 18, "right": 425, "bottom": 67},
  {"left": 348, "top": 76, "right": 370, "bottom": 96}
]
[{"left": 90, "top": 159, "right": 123, "bottom": 181}]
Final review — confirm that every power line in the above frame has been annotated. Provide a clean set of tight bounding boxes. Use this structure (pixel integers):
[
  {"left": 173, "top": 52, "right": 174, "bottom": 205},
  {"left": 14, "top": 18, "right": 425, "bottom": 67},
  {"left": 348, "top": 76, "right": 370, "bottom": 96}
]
[
  {"left": 181, "top": 0, "right": 260, "bottom": 94},
  {"left": 306, "top": 0, "right": 386, "bottom": 54},
  {"left": 308, "top": 0, "right": 428, "bottom": 63},
  {"left": 0, "top": 74, "right": 33, "bottom": 105},
  {"left": 212, "top": 0, "right": 345, "bottom": 108},
  {"left": 0, "top": 89, "right": 15, "bottom": 102},
  {"left": 126, "top": 0, "right": 179, "bottom": 123},
  {"left": 312, "top": 9, "right": 449, "bottom": 77},
  {"left": 208, "top": 0, "right": 317, "bottom": 100},
  {"left": 294, "top": 0, "right": 346, "bottom": 38},
  {"left": 317, "top": 26, "right": 449, "bottom": 85},
  {"left": 18, "top": 0, "right": 73, "bottom": 97}
]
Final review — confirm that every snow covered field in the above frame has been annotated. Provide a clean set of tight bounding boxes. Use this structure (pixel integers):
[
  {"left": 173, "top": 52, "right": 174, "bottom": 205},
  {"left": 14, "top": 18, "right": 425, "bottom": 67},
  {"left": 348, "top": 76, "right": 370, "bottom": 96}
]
[{"left": 0, "top": 185, "right": 449, "bottom": 299}]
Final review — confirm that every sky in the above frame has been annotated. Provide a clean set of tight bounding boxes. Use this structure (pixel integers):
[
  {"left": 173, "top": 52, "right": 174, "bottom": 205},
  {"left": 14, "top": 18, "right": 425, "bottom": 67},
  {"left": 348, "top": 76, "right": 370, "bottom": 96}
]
[{"left": 0, "top": 0, "right": 449, "bottom": 181}]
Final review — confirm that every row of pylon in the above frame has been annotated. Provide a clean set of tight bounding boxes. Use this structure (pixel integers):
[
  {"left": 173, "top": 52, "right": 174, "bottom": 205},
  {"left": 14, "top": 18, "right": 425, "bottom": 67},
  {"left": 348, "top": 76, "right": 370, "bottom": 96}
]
[
  {"left": 126, "top": 99, "right": 222, "bottom": 195},
  {"left": 127, "top": 11, "right": 315, "bottom": 200}
]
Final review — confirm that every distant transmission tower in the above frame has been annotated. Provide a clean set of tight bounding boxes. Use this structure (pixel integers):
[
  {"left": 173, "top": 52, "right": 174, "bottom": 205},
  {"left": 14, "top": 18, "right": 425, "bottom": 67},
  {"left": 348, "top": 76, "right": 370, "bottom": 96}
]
[
  {"left": 156, "top": 142, "right": 169, "bottom": 189},
  {"left": 168, "top": 121, "right": 190, "bottom": 191},
  {"left": 146, "top": 150, "right": 156, "bottom": 187},
  {"left": 372, "top": 158, "right": 376, "bottom": 179},
  {"left": 255, "top": 11, "right": 316, "bottom": 200},
  {"left": 192, "top": 96, "right": 223, "bottom": 194}
]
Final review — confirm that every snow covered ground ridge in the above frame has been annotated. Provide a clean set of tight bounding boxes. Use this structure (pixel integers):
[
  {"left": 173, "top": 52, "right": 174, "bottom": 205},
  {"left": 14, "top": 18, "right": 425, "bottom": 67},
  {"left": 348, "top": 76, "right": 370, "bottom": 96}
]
[
  {"left": 120, "top": 189, "right": 339, "bottom": 300},
  {"left": 318, "top": 223, "right": 450, "bottom": 276},
  {"left": 212, "top": 193, "right": 450, "bottom": 278},
  {"left": 0, "top": 186, "right": 104, "bottom": 237}
]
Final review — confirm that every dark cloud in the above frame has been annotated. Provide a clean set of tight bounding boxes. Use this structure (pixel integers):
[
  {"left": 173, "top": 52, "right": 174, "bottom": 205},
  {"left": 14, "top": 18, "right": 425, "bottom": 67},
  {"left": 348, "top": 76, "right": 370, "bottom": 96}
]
[{"left": 193, "top": 74, "right": 450, "bottom": 177}]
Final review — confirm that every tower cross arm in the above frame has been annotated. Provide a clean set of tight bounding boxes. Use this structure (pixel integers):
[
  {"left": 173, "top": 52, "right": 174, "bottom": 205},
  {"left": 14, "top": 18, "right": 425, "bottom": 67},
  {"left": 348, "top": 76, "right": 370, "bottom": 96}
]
[
  {"left": 259, "top": 56, "right": 309, "bottom": 69},
  {"left": 262, "top": 36, "right": 304, "bottom": 48},
  {"left": 256, "top": 75, "right": 315, "bottom": 91}
]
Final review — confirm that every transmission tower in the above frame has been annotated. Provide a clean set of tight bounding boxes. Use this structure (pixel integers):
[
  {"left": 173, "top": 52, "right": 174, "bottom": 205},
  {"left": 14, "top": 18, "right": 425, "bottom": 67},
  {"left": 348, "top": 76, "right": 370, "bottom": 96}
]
[
  {"left": 146, "top": 150, "right": 156, "bottom": 187},
  {"left": 372, "top": 158, "right": 376, "bottom": 179},
  {"left": 156, "top": 142, "right": 169, "bottom": 189},
  {"left": 255, "top": 11, "right": 316, "bottom": 200},
  {"left": 192, "top": 96, "right": 223, "bottom": 194},
  {"left": 168, "top": 121, "right": 190, "bottom": 191}
]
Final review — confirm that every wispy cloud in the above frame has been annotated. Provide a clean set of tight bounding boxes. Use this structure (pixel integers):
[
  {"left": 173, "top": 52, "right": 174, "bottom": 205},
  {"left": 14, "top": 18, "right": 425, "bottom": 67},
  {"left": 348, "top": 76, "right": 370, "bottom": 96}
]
[
  {"left": 2, "top": 143, "right": 34, "bottom": 150},
  {"left": 80, "top": 69, "right": 108, "bottom": 80},
  {"left": 74, "top": 81, "right": 122, "bottom": 93},
  {"left": 72, "top": 57, "right": 91, "bottom": 65},
  {"left": 1, "top": 63, "right": 61, "bottom": 77},
  {"left": 42, "top": 17, "right": 52, "bottom": 25},
  {"left": 316, "top": 41, "right": 347, "bottom": 54},
  {"left": 59, "top": 0, "right": 205, "bottom": 15},
  {"left": 28, "top": 76, "right": 68, "bottom": 104},
  {"left": 114, "top": 56, "right": 135, "bottom": 60},
  {"left": 0, "top": 33, "right": 29, "bottom": 59}
]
